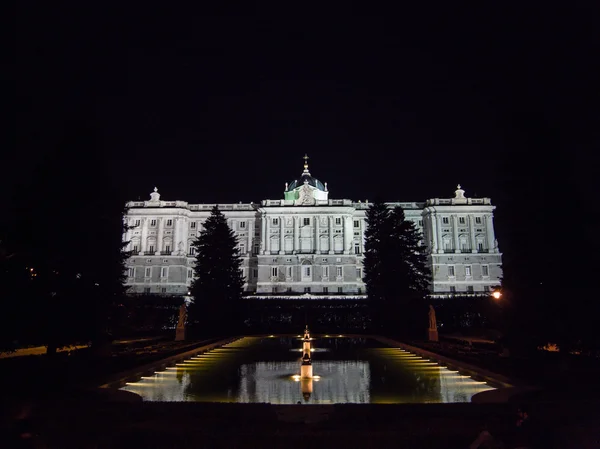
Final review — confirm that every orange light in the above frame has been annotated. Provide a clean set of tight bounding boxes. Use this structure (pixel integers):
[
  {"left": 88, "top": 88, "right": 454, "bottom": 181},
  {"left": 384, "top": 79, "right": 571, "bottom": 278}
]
[{"left": 492, "top": 291, "right": 501, "bottom": 299}]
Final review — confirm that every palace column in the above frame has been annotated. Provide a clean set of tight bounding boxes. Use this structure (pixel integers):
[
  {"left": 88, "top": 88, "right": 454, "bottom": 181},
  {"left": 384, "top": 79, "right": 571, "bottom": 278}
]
[
  {"left": 469, "top": 215, "right": 477, "bottom": 253},
  {"left": 315, "top": 215, "right": 320, "bottom": 254},
  {"left": 436, "top": 214, "right": 443, "bottom": 253},
  {"left": 343, "top": 215, "right": 351, "bottom": 254},
  {"left": 157, "top": 218, "right": 163, "bottom": 254},
  {"left": 279, "top": 216, "right": 284, "bottom": 254},
  {"left": 430, "top": 214, "right": 438, "bottom": 253},
  {"left": 328, "top": 216, "right": 334, "bottom": 254},
  {"left": 486, "top": 214, "right": 496, "bottom": 252},
  {"left": 247, "top": 219, "right": 253, "bottom": 253},
  {"left": 173, "top": 217, "right": 179, "bottom": 255},
  {"left": 293, "top": 216, "right": 299, "bottom": 253},
  {"left": 141, "top": 218, "right": 148, "bottom": 253},
  {"left": 266, "top": 217, "right": 271, "bottom": 254},
  {"left": 452, "top": 215, "right": 460, "bottom": 253},
  {"left": 261, "top": 214, "right": 267, "bottom": 254}
]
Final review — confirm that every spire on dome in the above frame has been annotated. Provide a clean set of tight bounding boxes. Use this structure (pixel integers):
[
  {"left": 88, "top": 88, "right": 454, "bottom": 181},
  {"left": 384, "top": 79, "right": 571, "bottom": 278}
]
[
  {"left": 303, "top": 154, "right": 310, "bottom": 173},
  {"left": 150, "top": 187, "right": 160, "bottom": 202}
]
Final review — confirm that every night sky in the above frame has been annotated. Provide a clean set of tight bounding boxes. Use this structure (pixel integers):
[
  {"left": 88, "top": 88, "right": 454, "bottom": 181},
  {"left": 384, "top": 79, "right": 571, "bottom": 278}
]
[{"left": 13, "top": 4, "right": 598, "bottom": 293}]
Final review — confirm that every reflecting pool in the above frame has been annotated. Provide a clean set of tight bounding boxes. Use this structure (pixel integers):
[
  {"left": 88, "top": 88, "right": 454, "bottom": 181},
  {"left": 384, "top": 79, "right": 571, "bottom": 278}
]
[{"left": 120, "top": 336, "right": 495, "bottom": 403}]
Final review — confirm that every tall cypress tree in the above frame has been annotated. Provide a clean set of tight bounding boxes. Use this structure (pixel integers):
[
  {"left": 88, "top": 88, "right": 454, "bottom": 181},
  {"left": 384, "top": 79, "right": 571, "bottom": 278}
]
[
  {"left": 364, "top": 202, "right": 431, "bottom": 334},
  {"left": 363, "top": 201, "right": 394, "bottom": 330},
  {"left": 190, "top": 206, "right": 244, "bottom": 335},
  {"left": 390, "top": 206, "right": 431, "bottom": 297}
]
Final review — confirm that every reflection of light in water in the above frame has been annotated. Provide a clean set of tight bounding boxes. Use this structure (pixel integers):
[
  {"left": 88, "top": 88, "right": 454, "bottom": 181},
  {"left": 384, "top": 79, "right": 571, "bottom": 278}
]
[{"left": 237, "top": 361, "right": 371, "bottom": 404}]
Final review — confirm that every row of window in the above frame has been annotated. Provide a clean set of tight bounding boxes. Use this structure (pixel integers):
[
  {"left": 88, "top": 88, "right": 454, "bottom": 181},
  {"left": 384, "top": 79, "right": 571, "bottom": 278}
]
[
  {"left": 277, "top": 286, "right": 350, "bottom": 294},
  {"left": 131, "top": 244, "right": 172, "bottom": 254},
  {"left": 441, "top": 216, "right": 484, "bottom": 225},
  {"left": 447, "top": 285, "right": 496, "bottom": 293},
  {"left": 447, "top": 265, "right": 489, "bottom": 277},
  {"left": 270, "top": 266, "right": 361, "bottom": 279},
  {"left": 133, "top": 217, "right": 425, "bottom": 232},
  {"left": 132, "top": 219, "right": 174, "bottom": 227},
  {"left": 128, "top": 267, "right": 170, "bottom": 278}
]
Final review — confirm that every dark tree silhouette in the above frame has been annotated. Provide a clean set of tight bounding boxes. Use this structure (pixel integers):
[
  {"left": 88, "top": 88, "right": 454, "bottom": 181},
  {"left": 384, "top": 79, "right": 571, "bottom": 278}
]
[
  {"left": 364, "top": 202, "right": 430, "bottom": 335},
  {"left": 363, "top": 201, "right": 394, "bottom": 331},
  {"left": 190, "top": 206, "right": 244, "bottom": 335},
  {"left": 2, "top": 121, "right": 130, "bottom": 355},
  {"left": 389, "top": 206, "right": 431, "bottom": 297}
]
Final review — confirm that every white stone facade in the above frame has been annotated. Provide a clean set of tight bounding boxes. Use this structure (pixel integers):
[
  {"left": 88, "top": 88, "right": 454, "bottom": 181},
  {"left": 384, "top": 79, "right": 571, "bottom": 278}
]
[{"left": 123, "top": 167, "right": 502, "bottom": 298}]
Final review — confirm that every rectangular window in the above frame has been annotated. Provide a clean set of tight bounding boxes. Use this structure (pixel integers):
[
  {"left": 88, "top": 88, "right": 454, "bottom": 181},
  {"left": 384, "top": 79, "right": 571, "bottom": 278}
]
[
  {"left": 448, "top": 266, "right": 455, "bottom": 277},
  {"left": 134, "top": 219, "right": 140, "bottom": 227},
  {"left": 144, "top": 287, "right": 151, "bottom": 294},
  {"left": 272, "top": 218, "right": 279, "bottom": 226},
  {"left": 478, "top": 242, "right": 484, "bottom": 251},
  {"left": 356, "top": 267, "right": 362, "bottom": 279},
  {"left": 442, "top": 217, "right": 449, "bottom": 224},
  {"left": 418, "top": 220, "right": 423, "bottom": 226},
  {"left": 482, "top": 265, "right": 489, "bottom": 276},
  {"left": 304, "top": 287, "right": 311, "bottom": 293},
  {"left": 475, "top": 217, "right": 482, "bottom": 224},
  {"left": 304, "top": 266, "right": 311, "bottom": 277},
  {"left": 161, "top": 287, "right": 166, "bottom": 293},
  {"left": 354, "top": 243, "right": 361, "bottom": 254},
  {"left": 133, "top": 245, "right": 139, "bottom": 253},
  {"left": 150, "top": 219, "right": 157, "bottom": 227},
  {"left": 161, "top": 267, "right": 168, "bottom": 278},
  {"left": 190, "top": 222, "right": 196, "bottom": 229},
  {"left": 253, "top": 244, "right": 260, "bottom": 255},
  {"left": 165, "top": 245, "right": 171, "bottom": 253},
  {"left": 162, "top": 259, "right": 168, "bottom": 263},
  {"left": 323, "top": 266, "right": 329, "bottom": 278},
  {"left": 239, "top": 243, "right": 246, "bottom": 254},
  {"left": 127, "top": 268, "right": 135, "bottom": 277},
  {"left": 166, "top": 219, "right": 173, "bottom": 226},
  {"left": 271, "top": 266, "right": 278, "bottom": 277},
  {"left": 338, "top": 287, "right": 343, "bottom": 293},
  {"left": 303, "top": 217, "right": 310, "bottom": 226},
  {"left": 189, "top": 247, "right": 195, "bottom": 256},
  {"left": 253, "top": 268, "right": 258, "bottom": 278},
  {"left": 467, "top": 285, "right": 474, "bottom": 293},
  {"left": 187, "top": 269, "right": 193, "bottom": 279},
  {"left": 239, "top": 221, "right": 246, "bottom": 229},
  {"left": 336, "top": 266, "right": 343, "bottom": 277},
  {"left": 335, "top": 217, "right": 341, "bottom": 225},
  {"left": 450, "top": 286, "right": 456, "bottom": 293},
  {"left": 145, "top": 267, "right": 151, "bottom": 277},
  {"left": 459, "top": 217, "right": 466, "bottom": 224},
  {"left": 465, "top": 265, "right": 472, "bottom": 276},
  {"left": 286, "top": 266, "right": 293, "bottom": 278},
  {"left": 354, "top": 220, "right": 360, "bottom": 228},
  {"left": 148, "top": 245, "right": 155, "bottom": 253},
  {"left": 323, "top": 287, "right": 328, "bottom": 294},
  {"left": 146, "top": 259, "right": 152, "bottom": 263}
]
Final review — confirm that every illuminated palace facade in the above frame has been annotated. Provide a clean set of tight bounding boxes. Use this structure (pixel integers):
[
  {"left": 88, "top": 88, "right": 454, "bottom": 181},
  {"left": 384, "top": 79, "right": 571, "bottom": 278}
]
[{"left": 123, "top": 159, "right": 502, "bottom": 298}]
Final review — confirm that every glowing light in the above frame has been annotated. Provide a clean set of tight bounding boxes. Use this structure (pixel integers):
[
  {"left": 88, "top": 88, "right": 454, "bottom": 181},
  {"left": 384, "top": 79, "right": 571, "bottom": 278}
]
[
  {"left": 269, "top": 335, "right": 275, "bottom": 338},
  {"left": 492, "top": 291, "right": 502, "bottom": 299}
]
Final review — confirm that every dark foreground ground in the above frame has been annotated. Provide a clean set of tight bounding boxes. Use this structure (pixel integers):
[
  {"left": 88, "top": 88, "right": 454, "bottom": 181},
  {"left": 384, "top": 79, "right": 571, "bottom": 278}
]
[
  {"left": 2, "top": 398, "right": 600, "bottom": 448},
  {"left": 1, "top": 335, "right": 600, "bottom": 448}
]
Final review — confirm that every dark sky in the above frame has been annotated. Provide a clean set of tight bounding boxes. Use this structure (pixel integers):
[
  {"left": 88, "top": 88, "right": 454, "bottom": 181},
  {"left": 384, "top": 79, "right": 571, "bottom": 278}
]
[{"left": 13, "top": 4, "right": 599, "bottom": 290}]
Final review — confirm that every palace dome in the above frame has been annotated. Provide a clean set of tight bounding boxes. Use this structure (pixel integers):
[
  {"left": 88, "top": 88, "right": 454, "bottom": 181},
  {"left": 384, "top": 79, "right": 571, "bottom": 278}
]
[{"left": 285, "top": 156, "right": 327, "bottom": 192}]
